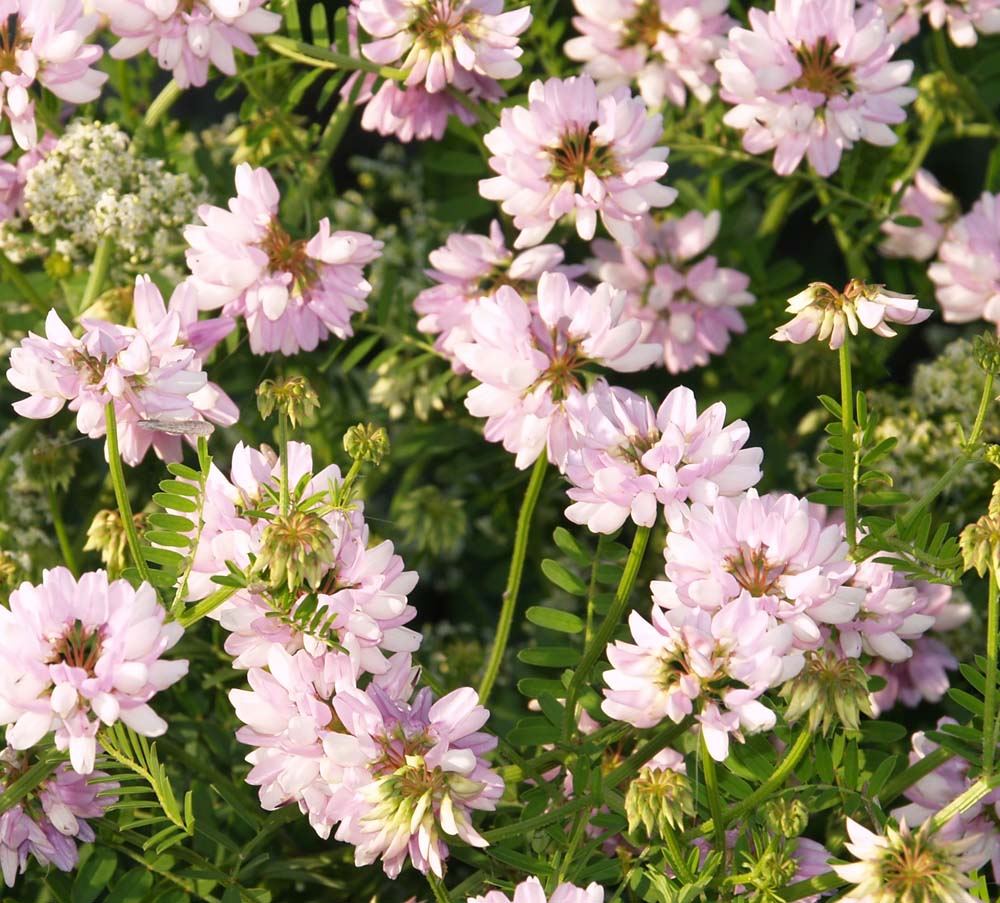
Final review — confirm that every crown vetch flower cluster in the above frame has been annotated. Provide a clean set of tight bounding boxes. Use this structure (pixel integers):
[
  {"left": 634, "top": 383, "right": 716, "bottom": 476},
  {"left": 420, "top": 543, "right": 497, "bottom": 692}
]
[
  {"left": 716, "top": 0, "right": 916, "bottom": 176},
  {"left": 588, "top": 211, "right": 755, "bottom": 373},
  {"left": 95, "top": 0, "right": 282, "bottom": 89},
  {"left": 479, "top": 75, "right": 676, "bottom": 248},
  {"left": 0, "top": 2, "right": 107, "bottom": 150},
  {"left": 925, "top": 0, "right": 1000, "bottom": 47},
  {"left": 565, "top": 0, "right": 732, "bottom": 109},
  {"left": 879, "top": 169, "right": 957, "bottom": 262},
  {"left": 470, "top": 877, "right": 604, "bottom": 903},
  {"left": 0, "top": 568, "right": 188, "bottom": 774},
  {"left": 184, "top": 163, "right": 383, "bottom": 355}
]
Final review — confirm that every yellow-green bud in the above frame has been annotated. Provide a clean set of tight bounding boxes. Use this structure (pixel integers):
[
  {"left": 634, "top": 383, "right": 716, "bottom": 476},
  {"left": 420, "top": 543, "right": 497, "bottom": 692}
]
[
  {"left": 960, "top": 484, "right": 1000, "bottom": 576},
  {"left": 624, "top": 765, "right": 695, "bottom": 840},
  {"left": 781, "top": 650, "right": 873, "bottom": 735},
  {"left": 915, "top": 72, "right": 973, "bottom": 124},
  {"left": 763, "top": 799, "right": 810, "bottom": 838},
  {"left": 256, "top": 376, "right": 320, "bottom": 429},
  {"left": 43, "top": 252, "right": 74, "bottom": 281},
  {"left": 84, "top": 509, "right": 145, "bottom": 575},
  {"left": 258, "top": 508, "right": 337, "bottom": 591},
  {"left": 343, "top": 423, "right": 390, "bottom": 466},
  {"left": 973, "top": 332, "right": 1000, "bottom": 375},
  {"left": 0, "top": 550, "right": 20, "bottom": 588}
]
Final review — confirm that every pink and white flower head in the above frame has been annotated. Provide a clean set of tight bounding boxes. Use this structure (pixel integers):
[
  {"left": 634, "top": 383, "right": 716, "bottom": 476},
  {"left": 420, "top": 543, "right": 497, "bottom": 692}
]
[
  {"left": 0, "top": 568, "right": 188, "bottom": 775},
  {"left": 565, "top": 0, "right": 732, "bottom": 108},
  {"left": 414, "top": 220, "right": 571, "bottom": 370},
  {"left": 479, "top": 75, "right": 677, "bottom": 248},
  {"left": 602, "top": 593, "right": 803, "bottom": 761},
  {"left": 0, "top": 132, "right": 55, "bottom": 221},
  {"left": 654, "top": 491, "right": 864, "bottom": 651},
  {"left": 863, "top": 0, "right": 923, "bottom": 45},
  {"left": 469, "top": 877, "right": 604, "bottom": 903},
  {"left": 334, "top": 684, "right": 503, "bottom": 878},
  {"left": 880, "top": 169, "right": 958, "bottom": 261},
  {"left": 771, "top": 280, "right": 930, "bottom": 350},
  {"left": 716, "top": 0, "right": 916, "bottom": 177},
  {"left": 0, "top": 747, "right": 117, "bottom": 888},
  {"left": 455, "top": 272, "right": 661, "bottom": 470},
  {"left": 926, "top": 0, "right": 1000, "bottom": 46},
  {"left": 0, "top": 2, "right": 107, "bottom": 150},
  {"left": 564, "top": 380, "right": 762, "bottom": 534},
  {"left": 929, "top": 192, "right": 1000, "bottom": 329},
  {"left": 94, "top": 0, "right": 281, "bottom": 89},
  {"left": 589, "top": 211, "right": 755, "bottom": 373},
  {"left": 184, "top": 163, "right": 383, "bottom": 355}
]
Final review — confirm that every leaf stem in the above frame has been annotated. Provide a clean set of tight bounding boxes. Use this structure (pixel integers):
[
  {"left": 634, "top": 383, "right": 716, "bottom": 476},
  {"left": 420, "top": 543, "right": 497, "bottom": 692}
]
[
  {"left": 279, "top": 410, "right": 290, "bottom": 516},
  {"left": 104, "top": 403, "right": 154, "bottom": 586},
  {"left": 48, "top": 485, "right": 78, "bottom": 576},
  {"left": 264, "top": 35, "right": 408, "bottom": 79},
  {"left": 478, "top": 454, "right": 548, "bottom": 704},
  {"left": 928, "top": 774, "right": 999, "bottom": 832},
  {"left": 661, "top": 819, "right": 696, "bottom": 884},
  {"left": 700, "top": 736, "right": 727, "bottom": 854},
  {"left": 839, "top": 336, "right": 857, "bottom": 551},
  {"left": 426, "top": 873, "right": 451, "bottom": 903},
  {"left": 984, "top": 565, "right": 999, "bottom": 775}
]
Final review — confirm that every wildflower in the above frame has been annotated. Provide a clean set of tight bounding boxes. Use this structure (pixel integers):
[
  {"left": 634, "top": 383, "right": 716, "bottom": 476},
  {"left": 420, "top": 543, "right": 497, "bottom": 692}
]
[
  {"left": 95, "top": 0, "right": 281, "bottom": 89},
  {"left": 864, "top": 0, "right": 923, "bottom": 45},
  {"left": 469, "top": 877, "right": 605, "bottom": 903},
  {"left": 624, "top": 749, "right": 694, "bottom": 839},
  {"left": 256, "top": 376, "right": 321, "bottom": 428},
  {"left": 455, "top": 272, "right": 661, "bottom": 470},
  {"left": 588, "top": 211, "right": 755, "bottom": 373},
  {"left": 343, "top": 422, "right": 390, "bottom": 466},
  {"left": 925, "top": 0, "right": 1000, "bottom": 47},
  {"left": 479, "top": 74, "right": 676, "bottom": 248},
  {"left": 781, "top": 648, "right": 874, "bottom": 734},
  {"left": 716, "top": 0, "right": 916, "bottom": 176},
  {"left": 867, "top": 637, "right": 960, "bottom": 716},
  {"left": 880, "top": 169, "right": 958, "bottom": 261},
  {"left": 564, "top": 380, "right": 761, "bottom": 533},
  {"left": 772, "top": 280, "right": 930, "bottom": 350},
  {"left": 0, "top": 747, "right": 117, "bottom": 888},
  {"left": 0, "top": 568, "right": 188, "bottom": 774},
  {"left": 83, "top": 509, "right": 143, "bottom": 575},
  {"left": 184, "top": 163, "right": 383, "bottom": 355},
  {"left": 565, "top": 0, "right": 732, "bottom": 108}
]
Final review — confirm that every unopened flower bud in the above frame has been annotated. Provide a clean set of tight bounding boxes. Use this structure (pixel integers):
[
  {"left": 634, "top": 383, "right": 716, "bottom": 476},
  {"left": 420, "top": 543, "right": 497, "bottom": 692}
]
[
  {"left": 972, "top": 332, "right": 1000, "bottom": 375},
  {"left": 763, "top": 798, "right": 809, "bottom": 838},
  {"left": 915, "top": 72, "right": 973, "bottom": 124},
  {"left": 344, "top": 422, "right": 390, "bottom": 466},
  {"left": 781, "top": 650, "right": 873, "bottom": 735},
  {"left": 80, "top": 286, "right": 133, "bottom": 324},
  {"left": 43, "top": 252, "right": 74, "bottom": 281},
  {"left": 960, "top": 486, "right": 1000, "bottom": 576},
  {"left": 743, "top": 845, "right": 799, "bottom": 897},
  {"left": 624, "top": 763, "right": 694, "bottom": 839},
  {"left": 986, "top": 446, "right": 1000, "bottom": 470},
  {"left": 0, "top": 550, "right": 20, "bottom": 588},
  {"left": 256, "top": 376, "right": 320, "bottom": 429},
  {"left": 84, "top": 509, "right": 145, "bottom": 575},
  {"left": 258, "top": 508, "right": 337, "bottom": 591}
]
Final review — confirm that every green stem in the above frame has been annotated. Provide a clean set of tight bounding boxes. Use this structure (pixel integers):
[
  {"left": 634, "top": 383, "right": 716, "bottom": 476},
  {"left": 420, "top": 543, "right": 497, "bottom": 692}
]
[
  {"left": 889, "top": 112, "right": 942, "bottom": 212},
  {"left": 563, "top": 525, "right": 651, "bottom": 737},
  {"left": 880, "top": 746, "right": 955, "bottom": 803},
  {"left": 928, "top": 774, "right": 998, "bottom": 832},
  {"left": 81, "top": 235, "right": 114, "bottom": 311},
  {"left": 585, "top": 534, "right": 609, "bottom": 645},
  {"left": 0, "top": 248, "right": 48, "bottom": 314},
  {"left": 264, "top": 35, "right": 408, "bottom": 79},
  {"left": 478, "top": 454, "right": 548, "bottom": 704},
  {"left": 778, "top": 871, "right": 847, "bottom": 902},
  {"left": 700, "top": 736, "right": 727, "bottom": 854},
  {"left": 48, "top": 485, "right": 78, "bottom": 576},
  {"left": 839, "top": 337, "right": 858, "bottom": 551},
  {"left": 605, "top": 718, "right": 692, "bottom": 788},
  {"left": 661, "top": 820, "right": 695, "bottom": 884},
  {"left": 104, "top": 403, "right": 154, "bottom": 586},
  {"left": 279, "top": 410, "right": 291, "bottom": 516},
  {"left": 933, "top": 29, "right": 1000, "bottom": 129},
  {"left": 141, "top": 80, "right": 182, "bottom": 134},
  {"left": 426, "top": 873, "right": 451, "bottom": 903},
  {"left": 484, "top": 795, "right": 592, "bottom": 843},
  {"left": 175, "top": 585, "right": 238, "bottom": 627},
  {"left": 816, "top": 183, "right": 869, "bottom": 278},
  {"left": 984, "top": 565, "right": 999, "bottom": 775}
]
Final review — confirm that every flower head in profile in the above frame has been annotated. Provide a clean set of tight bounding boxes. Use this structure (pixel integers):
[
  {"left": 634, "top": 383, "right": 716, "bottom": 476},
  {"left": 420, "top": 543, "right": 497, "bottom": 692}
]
[
  {"left": 479, "top": 75, "right": 676, "bottom": 248},
  {"left": 772, "top": 280, "right": 930, "bottom": 349},
  {"left": 184, "top": 163, "right": 383, "bottom": 355},
  {"left": 95, "top": 0, "right": 281, "bottom": 89},
  {"left": 716, "top": 0, "right": 916, "bottom": 176},
  {"left": 565, "top": 0, "right": 732, "bottom": 108},
  {"left": 880, "top": 169, "right": 958, "bottom": 262},
  {"left": 589, "top": 211, "right": 755, "bottom": 373},
  {"left": 0, "top": 568, "right": 188, "bottom": 774},
  {"left": 456, "top": 272, "right": 661, "bottom": 470},
  {"left": 925, "top": 0, "right": 1000, "bottom": 47},
  {"left": 469, "top": 877, "right": 604, "bottom": 903}
]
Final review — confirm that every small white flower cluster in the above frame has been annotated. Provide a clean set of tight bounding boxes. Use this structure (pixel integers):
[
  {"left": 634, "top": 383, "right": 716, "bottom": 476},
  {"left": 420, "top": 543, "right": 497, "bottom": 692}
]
[{"left": 1, "top": 121, "right": 205, "bottom": 276}]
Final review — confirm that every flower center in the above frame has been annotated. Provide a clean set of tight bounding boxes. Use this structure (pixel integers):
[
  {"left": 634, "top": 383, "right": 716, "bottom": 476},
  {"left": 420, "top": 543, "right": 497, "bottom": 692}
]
[
  {"left": 726, "top": 545, "right": 785, "bottom": 597},
  {"left": 0, "top": 14, "right": 29, "bottom": 74},
  {"left": 411, "top": 1, "right": 468, "bottom": 50},
  {"left": 51, "top": 620, "right": 103, "bottom": 676},
  {"left": 615, "top": 432, "right": 659, "bottom": 469},
  {"left": 621, "top": 0, "right": 672, "bottom": 49},
  {"left": 878, "top": 834, "right": 955, "bottom": 895},
  {"left": 548, "top": 128, "right": 619, "bottom": 189},
  {"left": 539, "top": 338, "right": 587, "bottom": 403},
  {"left": 793, "top": 38, "right": 853, "bottom": 97},
  {"left": 259, "top": 219, "right": 316, "bottom": 292}
]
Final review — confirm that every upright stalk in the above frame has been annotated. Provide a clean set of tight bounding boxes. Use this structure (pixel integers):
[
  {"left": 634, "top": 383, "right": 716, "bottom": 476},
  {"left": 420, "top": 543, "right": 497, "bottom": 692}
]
[
  {"left": 839, "top": 336, "right": 857, "bottom": 551},
  {"left": 48, "top": 485, "right": 78, "bottom": 576},
  {"left": 983, "top": 564, "right": 999, "bottom": 775},
  {"left": 426, "top": 873, "right": 451, "bottom": 903},
  {"left": 278, "top": 410, "right": 291, "bottom": 516},
  {"left": 700, "top": 737, "right": 727, "bottom": 854},
  {"left": 478, "top": 455, "right": 548, "bottom": 704},
  {"left": 104, "top": 403, "right": 153, "bottom": 585},
  {"left": 81, "top": 235, "right": 114, "bottom": 311}
]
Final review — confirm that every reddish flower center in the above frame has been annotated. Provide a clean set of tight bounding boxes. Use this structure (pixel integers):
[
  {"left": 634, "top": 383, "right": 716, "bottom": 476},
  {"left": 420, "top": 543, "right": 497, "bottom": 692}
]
[
  {"left": 793, "top": 38, "right": 853, "bottom": 97},
  {"left": 876, "top": 833, "right": 957, "bottom": 894},
  {"left": 540, "top": 337, "right": 587, "bottom": 403},
  {"left": 51, "top": 620, "right": 103, "bottom": 676},
  {"left": 411, "top": 1, "right": 468, "bottom": 49},
  {"left": 548, "top": 128, "right": 619, "bottom": 189},
  {"left": 621, "top": 0, "right": 672, "bottom": 49},
  {"left": 0, "top": 14, "right": 29, "bottom": 74},
  {"left": 726, "top": 545, "right": 785, "bottom": 597},
  {"left": 259, "top": 219, "right": 316, "bottom": 291}
]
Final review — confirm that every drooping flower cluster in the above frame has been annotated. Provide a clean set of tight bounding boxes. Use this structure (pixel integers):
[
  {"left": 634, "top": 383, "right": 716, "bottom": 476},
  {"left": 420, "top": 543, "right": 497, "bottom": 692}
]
[
  {"left": 184, "top": 163, "right": 384, "bottom": 355},
  {"left": 0, "top": 747, "right": 117, "bottom": 888},
  {"left": 95, "top": 0, "right": 282, "bottom": 89},
  {"left": 716, "top": 0, "right": 916, "bottom": 176},
  {"left": 929, "top": 191, "right": 1000, "bottom": 330},
  {"left": 352, "top": 0, "right": 532, "bottom": 143},
  {"left": 456, "top": 272, "right": 661, "bottom": 470},
  {"left": 0, "top": 2, "right": 106, "bottom": 150},
  {"left": 564, "top": 380, "right": 762, "bottom": 533},
  {"left": 7, "top": 280, "right": 238, "bottom": 465},
  {"left": 479, "top": 75, "right": 676, "bottom": 248},
  {"left": 588, "top": 211, "right": 755, "bottom": 372},
  {"left": 565, "top": 0, "right": 732, "bottom": 108},
  {"left": 470, "top": 877, "right": 604, "bottom": 903},
  {"left": 879, "top": 169, "right": 957, "bottom": 261},
  {"left": 0, "top": 568, "right": 188, "bottom": 774}
]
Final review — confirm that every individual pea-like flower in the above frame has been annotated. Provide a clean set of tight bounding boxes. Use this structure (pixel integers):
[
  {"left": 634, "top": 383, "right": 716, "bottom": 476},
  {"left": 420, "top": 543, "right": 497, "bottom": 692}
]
[
  {"left": 863, "top": 0, "right": 923, "bottom": 45},
  {"left": 469, "top": 877, "right": 605, "bottom": 903},
  {"left": 588, "top": 211, "right": 755, "bottom": 373},
  {"left": 929, "top": 192, "right": 1000, "bottom": 330},
  {"left": 0, "top": 747, "right": 117, "bottom": 888},
  {"left": 414, "top": 220, "right": 572, "bottom": 369},
  {"left": 771, "top": 280, "right": 930, "bottom": 350},
  {"left": 95, "top": 0, "right": 282, "bottom": 89},
  {"left": 654, "top": 490, "right": 865, "bottom": 651},
  {"left": 184, "top": 163, "right": 384, "bottom": 355},
  {"left": 716, "top": 0, "right": 916, "bottom": 177},
  {"left": 565, "top": 0, "right": 733, "bottom": 108},
  {"left": 880, "top": 169, "right": 958, "bottom": 261},
  {"left": 602, "top": 593, "right": 803, "bottom": 761},
  {"left": 834, "top": 817, "right": 990, "bottom": 903},
  {"left": 455, "top": 272, "right": 661, "bottom": 470},
  {"left": 925, "top": 0, "right": 1000, "bottom": 47},
  {"left": 479, "top": 74, "right": 676, "bottom": 248},
  {"left": 563, "top": 380, "right": 761, "bottom": 533},
  {"left": 0, "top": 568, "right": 188, "bottom": 774},
  {"left": 0, "top": 3, "right": 107, "bottom": 150}
]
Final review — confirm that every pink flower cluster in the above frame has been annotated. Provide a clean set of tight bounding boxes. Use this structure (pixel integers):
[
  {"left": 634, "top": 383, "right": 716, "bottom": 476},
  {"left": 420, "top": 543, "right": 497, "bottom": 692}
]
[
  {"left": 565, "top": 0, "right": 732, "bottom": 109},
  {"left": 95, "top": 0, "right": 282, "bottom": 89},
  {"left": 6, "top": 281, "right": 238, "bottom": 466},
  {"left": 0, "top": 568, "right": 188, "bottom": 774},
  {"left": 0, "top": 748, "right": 117, "bottom": 888},
  {"left": 0, "top": 2, "right": 106, "bottom": 150},
  {"left": 0, "top": 132, "right": 55, "bottom": 221},
  {"left": 470, "top": 877, "right": 604, "bottom": 903},
  {"left": 184, "top": 164, "right": 383, "bottom": 355},
  {"left": 880, "top": 169, "right": 957, "bottom": 261},
  {"left": 480, "top": 75, "right": 676, "bottom": 248},
  {"left": 589, "top": 211, "right": 755, "bottom": 373},
  {"left": 925, "top": 0, "right": 1000, "bottom": 46},
  {"left": 716, "top": 0, "right": 916, "bottom": 176}
]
